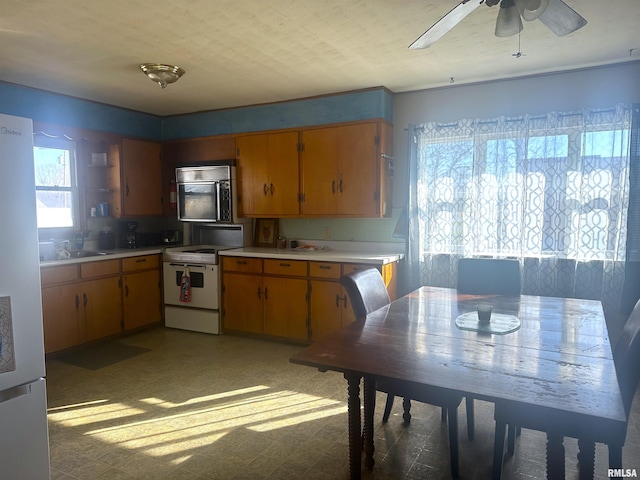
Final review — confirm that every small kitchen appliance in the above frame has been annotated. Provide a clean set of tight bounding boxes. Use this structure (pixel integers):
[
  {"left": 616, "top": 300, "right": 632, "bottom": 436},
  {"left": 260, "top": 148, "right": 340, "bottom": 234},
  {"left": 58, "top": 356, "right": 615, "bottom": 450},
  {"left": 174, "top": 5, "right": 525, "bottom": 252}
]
[{"left": 176, "top": 161, "right": 247, "bottom": 224}]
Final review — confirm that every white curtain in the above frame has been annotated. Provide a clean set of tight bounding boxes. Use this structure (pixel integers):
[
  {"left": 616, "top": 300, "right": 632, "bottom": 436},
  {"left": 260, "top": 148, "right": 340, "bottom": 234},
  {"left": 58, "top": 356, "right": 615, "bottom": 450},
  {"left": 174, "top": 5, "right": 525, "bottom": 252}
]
[{"left": 410, "top": 105, "right": 632, "bottom": 316}]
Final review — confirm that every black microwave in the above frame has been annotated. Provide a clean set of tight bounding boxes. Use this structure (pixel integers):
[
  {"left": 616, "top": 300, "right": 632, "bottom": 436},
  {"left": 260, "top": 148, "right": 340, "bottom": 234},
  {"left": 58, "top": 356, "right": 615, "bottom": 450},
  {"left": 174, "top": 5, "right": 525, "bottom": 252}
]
[{"left": 176, "top": 163, "right": 238, "bottom": 223}]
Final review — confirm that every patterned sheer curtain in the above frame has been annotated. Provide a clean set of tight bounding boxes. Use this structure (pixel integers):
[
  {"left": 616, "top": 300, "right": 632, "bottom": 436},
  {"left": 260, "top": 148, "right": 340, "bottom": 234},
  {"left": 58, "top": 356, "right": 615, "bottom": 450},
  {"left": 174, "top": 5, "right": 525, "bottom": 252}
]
[{"left": 408, "top": 105, "right": 632, "bottom": 316}]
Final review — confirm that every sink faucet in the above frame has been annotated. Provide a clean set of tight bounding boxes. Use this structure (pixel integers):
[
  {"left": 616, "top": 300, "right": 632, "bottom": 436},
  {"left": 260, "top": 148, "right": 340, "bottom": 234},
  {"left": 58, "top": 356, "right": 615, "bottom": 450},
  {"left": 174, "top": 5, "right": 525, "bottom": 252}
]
[{"left": 54, "top": 239, "right": 71, "bottom": 259}]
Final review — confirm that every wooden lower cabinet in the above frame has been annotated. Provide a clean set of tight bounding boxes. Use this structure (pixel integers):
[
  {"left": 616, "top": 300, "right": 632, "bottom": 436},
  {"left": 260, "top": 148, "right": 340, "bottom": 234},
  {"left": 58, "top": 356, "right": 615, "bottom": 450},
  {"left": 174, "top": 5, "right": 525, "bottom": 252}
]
[
  {"left": 84, "top": 276, "right": 123, "bottom": 341},
  {"left": 122, "top": 255, "right": 162, "bottom": 331},
  {"left": 263, "top": 276, "right": 309, "bottom": 341},
  {"left": 41, "top": 283, "right": 84, "bottom": 353},
  {"left": 308, "top": 280, "right": 354, "bottom": 342},
  {"left": 222, "top": 257, "right": 309, "bottom": 341},
  {"left": 222, "top": 256, "right": 398, "bottom": 343},
  {"left": 223, "top": 272, "right": 264, "bottom": 334},
  {"left": 41, "top": 254, "right": 162, "bottom": 354},
  {"left": 123, "top": 269, "right": 161, "bottom": 331}
]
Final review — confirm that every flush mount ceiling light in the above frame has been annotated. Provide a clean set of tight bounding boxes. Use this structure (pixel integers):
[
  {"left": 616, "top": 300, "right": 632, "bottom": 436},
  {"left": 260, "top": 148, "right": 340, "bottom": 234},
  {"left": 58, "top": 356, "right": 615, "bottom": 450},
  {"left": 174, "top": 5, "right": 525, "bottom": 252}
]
[{"left": 139, "top": 63, "right": 185, "bottom": 89}]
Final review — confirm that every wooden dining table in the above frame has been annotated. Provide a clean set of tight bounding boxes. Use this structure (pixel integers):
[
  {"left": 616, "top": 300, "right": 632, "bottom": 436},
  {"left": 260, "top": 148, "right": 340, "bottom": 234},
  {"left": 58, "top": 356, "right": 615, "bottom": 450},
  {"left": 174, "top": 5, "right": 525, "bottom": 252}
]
[{"left": 290, "top": 286, "right": 627, "bottom": 479}]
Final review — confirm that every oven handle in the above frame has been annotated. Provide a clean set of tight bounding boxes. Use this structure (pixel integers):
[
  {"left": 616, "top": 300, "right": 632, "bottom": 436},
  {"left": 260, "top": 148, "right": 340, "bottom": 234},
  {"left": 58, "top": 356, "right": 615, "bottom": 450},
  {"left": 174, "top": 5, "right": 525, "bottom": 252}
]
[{"left": 167, "top": 263, "right": 208, "bottom": 269}]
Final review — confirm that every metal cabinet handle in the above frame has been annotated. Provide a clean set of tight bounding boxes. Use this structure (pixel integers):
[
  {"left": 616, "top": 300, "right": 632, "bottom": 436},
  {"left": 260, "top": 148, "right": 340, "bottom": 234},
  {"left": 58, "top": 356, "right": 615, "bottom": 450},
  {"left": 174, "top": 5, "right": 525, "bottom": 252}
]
[
  {"left": 125, "top": 285, "right": 129, "bottom": 297},
  {"left": 319, "top": 265, "right": 331, "bottom": 270},
  {"left": 279, "top": 262, "right": 290, "bottom": 267},
  {"left": 136, "top": 258, "right": 146, "bottom": 263},
  {"left": 336, "top": 295, "right": 340, "bottom": 307},
  {"left": 263, "top": 183, "right": 268, "bottom": 195},
  {"left": 339, "top": 178, "right": 343, "bottom": 193},
  {"left": 332, "top": 180, "right": 335, "bottom": 193},
  {"left": 75, "top": 294, "right": 80, "bottom": 309},
  {"left": 83, "top": 293, "right": 87, "bottom": 307},
  {"left": 264, "top": 287, "right": 268, "bottom": 300},
  {"left": 270, "top": 183, "right": 274, "bottom": 195}
]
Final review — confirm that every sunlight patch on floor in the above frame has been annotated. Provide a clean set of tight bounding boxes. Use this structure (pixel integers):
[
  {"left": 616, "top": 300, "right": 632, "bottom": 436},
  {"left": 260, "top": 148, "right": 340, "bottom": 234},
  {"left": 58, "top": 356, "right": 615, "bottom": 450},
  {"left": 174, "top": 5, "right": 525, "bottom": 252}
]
[{"left": 48, "top": 385, "right": 346, "bottom": 463}]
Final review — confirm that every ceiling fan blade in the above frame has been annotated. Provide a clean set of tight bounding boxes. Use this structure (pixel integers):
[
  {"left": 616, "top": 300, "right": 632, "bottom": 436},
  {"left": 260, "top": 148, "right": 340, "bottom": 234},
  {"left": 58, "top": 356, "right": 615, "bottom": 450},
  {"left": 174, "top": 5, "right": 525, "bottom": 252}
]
[
  {"left": 409, "top": 0, "right": 484, "bottom": 50},
  {"left": 537, "top": 0, "right": 587, "bottom": 36}
]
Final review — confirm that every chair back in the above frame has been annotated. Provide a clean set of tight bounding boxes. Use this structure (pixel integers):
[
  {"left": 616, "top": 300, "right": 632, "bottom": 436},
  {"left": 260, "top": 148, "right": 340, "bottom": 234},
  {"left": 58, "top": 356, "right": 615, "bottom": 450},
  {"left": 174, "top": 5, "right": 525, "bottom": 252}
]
[
  {"left": 339, "top": 268, "right": 391, "bottom": 319},
  {"left": 457, "top": 258, "right": 521, "bottom": 295},
  {"left": 613, "top": 298, "right": 640, "bottom": 418}
]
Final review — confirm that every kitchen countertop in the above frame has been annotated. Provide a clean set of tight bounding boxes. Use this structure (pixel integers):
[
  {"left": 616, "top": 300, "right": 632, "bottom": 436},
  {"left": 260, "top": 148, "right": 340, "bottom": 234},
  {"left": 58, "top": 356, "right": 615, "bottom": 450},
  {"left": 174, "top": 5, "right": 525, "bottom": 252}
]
[
  {"left": 39, "top": 247, "right": 163, "bottom": 267},
  {"left": 219, "top": 246, "right": 404, "bottom": 265}
]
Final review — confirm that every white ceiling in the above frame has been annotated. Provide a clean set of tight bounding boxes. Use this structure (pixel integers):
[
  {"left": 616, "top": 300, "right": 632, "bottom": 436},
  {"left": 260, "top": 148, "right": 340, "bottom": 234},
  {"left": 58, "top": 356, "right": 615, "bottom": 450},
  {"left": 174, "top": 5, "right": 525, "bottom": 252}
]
[{"left": 1, "top": 0, "right": 639, "bottom": 117}]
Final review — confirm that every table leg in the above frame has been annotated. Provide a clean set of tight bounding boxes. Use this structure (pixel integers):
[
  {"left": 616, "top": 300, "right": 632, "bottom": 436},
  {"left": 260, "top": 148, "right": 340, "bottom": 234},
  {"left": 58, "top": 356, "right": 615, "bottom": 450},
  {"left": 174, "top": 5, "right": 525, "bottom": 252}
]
[
  {"left": 577, "top": 438, "right": 595, "bottom": 480},
  {"left": 345, "top": 373, "right": 362, "bottom": 480},
  {"left": 546, "top": 432, "right": 565, "bottom": 480},
  {"left": 363, "top": 376, "right": 376, "bottom": 470}
]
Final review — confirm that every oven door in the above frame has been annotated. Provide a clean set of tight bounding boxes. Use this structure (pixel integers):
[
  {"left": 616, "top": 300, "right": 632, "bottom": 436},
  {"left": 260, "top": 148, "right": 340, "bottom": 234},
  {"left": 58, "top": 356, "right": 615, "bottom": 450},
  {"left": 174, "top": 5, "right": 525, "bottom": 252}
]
[
  {"left": 163, "top": 262, "right": 219, "bottom": 310},
  {"left": 177, "top": 181, "right": 221, "bottom": 222}
]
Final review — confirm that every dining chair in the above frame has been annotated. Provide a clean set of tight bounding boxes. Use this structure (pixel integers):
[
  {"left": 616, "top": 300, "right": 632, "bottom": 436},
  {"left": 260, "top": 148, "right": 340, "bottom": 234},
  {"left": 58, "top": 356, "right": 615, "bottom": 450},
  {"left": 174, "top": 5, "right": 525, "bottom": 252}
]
[
  {"left": 340, "top": 268, "right": 467, "bottom": 477},
  {"left": 491, "top": 298, "right": 640, "bottom": 480},
  {"left": 453, "top": 257, "right": 522, "bottom": 441}
]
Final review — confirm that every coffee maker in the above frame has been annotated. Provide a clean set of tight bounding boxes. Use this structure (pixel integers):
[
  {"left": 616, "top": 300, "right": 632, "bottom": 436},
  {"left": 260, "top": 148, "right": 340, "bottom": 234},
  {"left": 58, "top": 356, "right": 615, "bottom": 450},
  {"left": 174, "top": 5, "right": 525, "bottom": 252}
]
[{"left": 119, "top": 221, "right": 138, "bottom": 248}]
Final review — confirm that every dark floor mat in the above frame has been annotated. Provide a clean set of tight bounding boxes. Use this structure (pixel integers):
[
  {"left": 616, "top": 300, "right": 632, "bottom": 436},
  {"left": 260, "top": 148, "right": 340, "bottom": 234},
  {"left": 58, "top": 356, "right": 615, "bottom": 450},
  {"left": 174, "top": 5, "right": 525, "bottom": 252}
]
[{"left": 56, "top": 342, "right": 150, "bottom": 370}]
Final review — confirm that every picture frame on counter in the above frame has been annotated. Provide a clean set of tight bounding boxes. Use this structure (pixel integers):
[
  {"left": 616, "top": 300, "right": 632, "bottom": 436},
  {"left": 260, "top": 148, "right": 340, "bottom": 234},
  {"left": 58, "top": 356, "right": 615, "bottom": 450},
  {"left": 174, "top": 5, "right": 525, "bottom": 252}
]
[{"left": 254, "top": 219, "right": 278, "bottom": 248}]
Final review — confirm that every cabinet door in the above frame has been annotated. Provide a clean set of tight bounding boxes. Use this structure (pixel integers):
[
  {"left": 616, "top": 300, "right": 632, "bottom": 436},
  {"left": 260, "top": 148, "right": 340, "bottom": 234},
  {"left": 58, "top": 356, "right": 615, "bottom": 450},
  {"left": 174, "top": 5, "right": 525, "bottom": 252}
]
[
  {"left": 236, "top": 134, "right": 269, "bottom": 216},
  {"left": 123, "top": 269, "right": 162, "bottom": 331},
  {"left": 263, "top": 276, "right": 308, "bottom": 341},
  {"left": 121, "top": 138, "right": 163, "bottom": 216},
  {"left": 267, "top": 131, "right": 300, "bottom": 216},
  {"left": 338, "top": 123, "right": 379, "bottom": 216},
  {"left": 236, "top": 132, "right": 299, "bottom": 216},
  {"left": 309, "top": 280, "right": 343, "bottom": 342},
  {"left": 83, "top": 276, "right": 123, "bottom": 341},
  {"left": 222, "top": 273, "right": 264, "bottom": 334},
  {"left": 41, "top": 284, "right": 84, "bottom": 354},
  {"left": 300, "top": 128, "right": 338, "bottom": 215}
]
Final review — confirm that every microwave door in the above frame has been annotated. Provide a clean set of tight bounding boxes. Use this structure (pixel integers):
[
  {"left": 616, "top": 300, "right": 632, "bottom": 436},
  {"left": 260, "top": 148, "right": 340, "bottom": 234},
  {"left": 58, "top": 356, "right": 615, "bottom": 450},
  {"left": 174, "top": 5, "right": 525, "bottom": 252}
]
[{"left": 179, "top": 183, "right": 219, "bottom": 222}]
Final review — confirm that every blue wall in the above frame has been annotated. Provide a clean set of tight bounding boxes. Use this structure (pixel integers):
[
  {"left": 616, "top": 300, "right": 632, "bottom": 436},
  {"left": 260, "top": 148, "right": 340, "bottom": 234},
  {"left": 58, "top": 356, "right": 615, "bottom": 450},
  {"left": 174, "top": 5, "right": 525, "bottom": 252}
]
[
  {"left": 161, "top": 88, "right": 394, "bottom": 140},
  {"left": 0, "top": 82, "right": 162, "bottom": 139},
  {"left": 0, "top": 82, "right": 393, "bottom": 141}
]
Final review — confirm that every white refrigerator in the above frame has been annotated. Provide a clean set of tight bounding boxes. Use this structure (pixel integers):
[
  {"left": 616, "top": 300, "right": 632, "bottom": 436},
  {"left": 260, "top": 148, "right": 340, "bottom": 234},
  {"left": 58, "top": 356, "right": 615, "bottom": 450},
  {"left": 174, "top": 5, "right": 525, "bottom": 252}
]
[{"left": 0, "top": 113, "right": 51, "bottom": 478}]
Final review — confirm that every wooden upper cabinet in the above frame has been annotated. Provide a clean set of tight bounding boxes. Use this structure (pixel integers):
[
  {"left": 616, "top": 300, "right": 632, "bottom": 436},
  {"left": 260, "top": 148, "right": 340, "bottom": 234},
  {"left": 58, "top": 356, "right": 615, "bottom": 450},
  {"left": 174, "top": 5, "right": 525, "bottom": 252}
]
[
  {"left": 300, "top": 121, "right": 391, "bottom": 217},
  {"left": 300, "top": 128, "right": 338, "bottom": 215},
  {"left": 338, "top": 123, "right": 378, "bottom": 216},
  {"left": 119, "top": 138, "right": 163, "bottom": 216},
  {"left": 236, "top": 131, "right": 299, "bottom": 217}
]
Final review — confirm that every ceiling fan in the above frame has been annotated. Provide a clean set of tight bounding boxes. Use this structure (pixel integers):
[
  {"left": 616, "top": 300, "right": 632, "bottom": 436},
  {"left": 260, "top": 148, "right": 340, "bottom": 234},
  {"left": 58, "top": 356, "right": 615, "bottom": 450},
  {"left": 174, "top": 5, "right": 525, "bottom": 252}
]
[{"left": 409, "top": 0, "right": 587, "bottom": 49}]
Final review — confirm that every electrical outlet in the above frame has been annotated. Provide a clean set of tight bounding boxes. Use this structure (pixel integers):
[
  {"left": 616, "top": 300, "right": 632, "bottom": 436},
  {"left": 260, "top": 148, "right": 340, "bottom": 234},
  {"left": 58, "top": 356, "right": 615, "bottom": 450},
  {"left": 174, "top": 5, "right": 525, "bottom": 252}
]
[{"left": 323, "top": 226, "right": 331, "bottom": 240}]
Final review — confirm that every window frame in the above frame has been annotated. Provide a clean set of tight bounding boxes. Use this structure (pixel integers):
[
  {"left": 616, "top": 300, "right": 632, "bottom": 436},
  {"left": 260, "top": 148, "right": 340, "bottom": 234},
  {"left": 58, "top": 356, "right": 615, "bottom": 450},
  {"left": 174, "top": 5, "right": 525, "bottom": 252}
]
[{"left": 33, "top": 135, "right": 80, "bottom": 237}]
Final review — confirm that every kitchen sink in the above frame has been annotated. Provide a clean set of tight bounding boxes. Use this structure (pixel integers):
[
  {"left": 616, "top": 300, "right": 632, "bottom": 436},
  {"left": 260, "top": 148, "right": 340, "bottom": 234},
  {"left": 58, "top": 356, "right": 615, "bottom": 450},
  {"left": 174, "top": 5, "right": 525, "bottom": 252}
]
[{"left": 60, "top": 250, "right": 113, "bottom": 259}]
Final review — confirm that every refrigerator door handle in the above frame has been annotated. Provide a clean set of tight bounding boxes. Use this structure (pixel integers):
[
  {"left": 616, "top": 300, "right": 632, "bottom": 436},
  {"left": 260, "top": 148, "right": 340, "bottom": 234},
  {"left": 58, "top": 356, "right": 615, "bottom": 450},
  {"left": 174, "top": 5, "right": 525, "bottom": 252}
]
[{"left": 0, "top": 384, "right": 31, "bottom": 405}]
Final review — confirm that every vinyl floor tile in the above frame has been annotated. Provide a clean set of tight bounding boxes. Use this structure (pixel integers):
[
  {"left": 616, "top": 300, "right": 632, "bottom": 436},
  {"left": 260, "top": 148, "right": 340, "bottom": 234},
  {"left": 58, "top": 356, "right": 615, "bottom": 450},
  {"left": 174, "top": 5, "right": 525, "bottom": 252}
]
[{"left": 46, "top": 327, "right": 640, "bottom": 479}]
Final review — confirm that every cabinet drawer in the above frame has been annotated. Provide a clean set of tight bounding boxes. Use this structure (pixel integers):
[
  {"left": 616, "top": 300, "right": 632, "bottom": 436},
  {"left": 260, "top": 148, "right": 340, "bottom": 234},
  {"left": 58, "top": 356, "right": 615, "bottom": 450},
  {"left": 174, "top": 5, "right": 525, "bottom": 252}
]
[
  {"left": 81, "top": 259, "right": 121, "bottom": 279},
  {"left": 309, "top": 262, "right": 341, "bottom": 279},
  {"left": 223, "top": 257, "right": 262, "bottom": 273},
  {"left": 263, "top": 259, "right": 307, "bottom": 277},
  {"left": 342, "top": 263, "right": 378, "bottom": 276},
  {"left": 40, "top": 265, "right": 79, "bottom": 286},
  {"left": 122, "top": 254, "right": 160, "bottom": 272}
]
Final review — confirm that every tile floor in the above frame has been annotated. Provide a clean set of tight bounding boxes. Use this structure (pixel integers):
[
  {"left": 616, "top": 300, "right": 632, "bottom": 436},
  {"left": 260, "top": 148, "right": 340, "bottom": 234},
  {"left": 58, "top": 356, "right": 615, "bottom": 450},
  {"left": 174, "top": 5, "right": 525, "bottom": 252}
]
[{"left": 46, "top": 327, "right": 640, "bottom": 480}]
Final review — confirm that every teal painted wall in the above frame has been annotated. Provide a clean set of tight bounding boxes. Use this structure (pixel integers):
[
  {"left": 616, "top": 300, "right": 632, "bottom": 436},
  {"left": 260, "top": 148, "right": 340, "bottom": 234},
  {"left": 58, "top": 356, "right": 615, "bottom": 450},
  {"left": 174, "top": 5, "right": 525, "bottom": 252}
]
[
  {"left": 0, "top": 82, "right": 393, "bottom": 141},
  {"left": 0, "top": 82, "right": 162, "bottom": 139},
  {"left": 161, "top": 88, "right": 394, "bottom": 139}
]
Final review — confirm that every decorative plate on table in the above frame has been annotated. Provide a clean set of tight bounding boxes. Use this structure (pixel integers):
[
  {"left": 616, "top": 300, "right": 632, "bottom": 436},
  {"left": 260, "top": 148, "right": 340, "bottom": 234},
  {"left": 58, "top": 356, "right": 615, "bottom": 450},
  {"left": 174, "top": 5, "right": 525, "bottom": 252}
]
[{"left": 455, "top": 312, "right": 521, "bottom": 335}]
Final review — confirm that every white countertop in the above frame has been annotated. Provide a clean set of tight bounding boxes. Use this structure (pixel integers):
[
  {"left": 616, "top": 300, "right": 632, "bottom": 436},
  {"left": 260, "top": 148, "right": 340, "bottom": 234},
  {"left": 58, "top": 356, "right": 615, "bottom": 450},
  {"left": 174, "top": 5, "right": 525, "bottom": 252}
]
[
  {"left": 40, "top": 247, "right": 163, "bottom": 267},
  {"left": 219, "top": 246, "right": 403, "bottom": 265}
]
